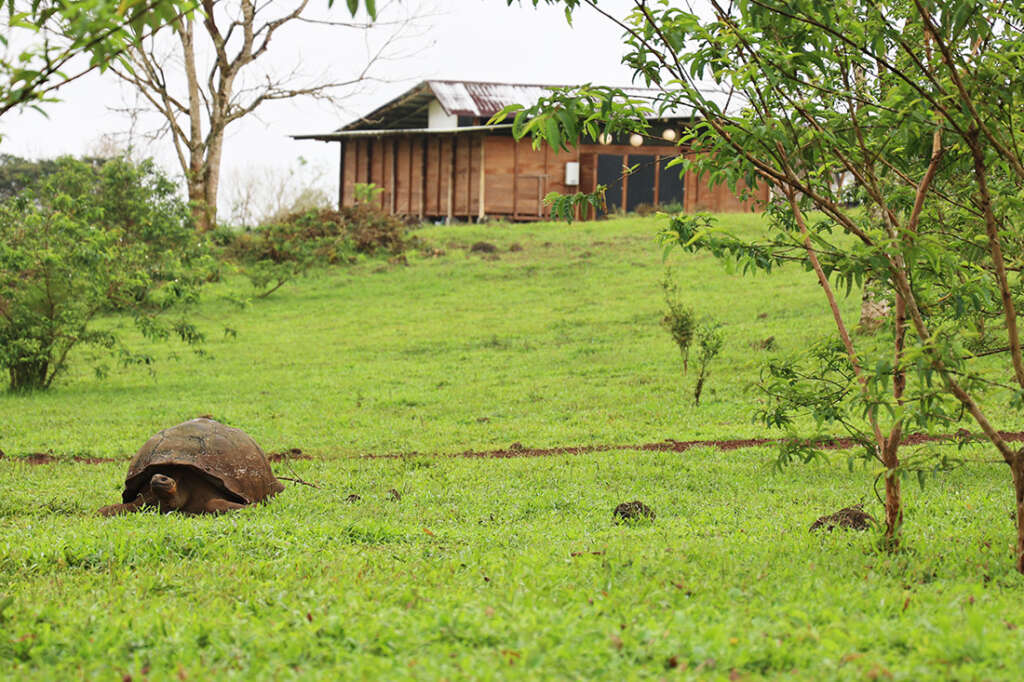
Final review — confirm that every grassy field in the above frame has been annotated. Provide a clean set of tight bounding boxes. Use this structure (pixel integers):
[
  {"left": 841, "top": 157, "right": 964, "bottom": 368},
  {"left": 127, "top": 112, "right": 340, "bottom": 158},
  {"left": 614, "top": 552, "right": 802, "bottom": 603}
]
[
  {"left": 2, "top": 213, "right": 1024, "bottom": 679},
  {"left": 0, "top": 213, "right": 846, "bottom": 458}
]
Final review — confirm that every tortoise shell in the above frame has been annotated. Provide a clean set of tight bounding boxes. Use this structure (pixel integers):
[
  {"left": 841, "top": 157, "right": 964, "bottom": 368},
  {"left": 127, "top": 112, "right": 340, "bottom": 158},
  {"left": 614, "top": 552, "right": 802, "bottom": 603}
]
[{"left": 122, "top": 418, "right": 284, "bottom": 505}]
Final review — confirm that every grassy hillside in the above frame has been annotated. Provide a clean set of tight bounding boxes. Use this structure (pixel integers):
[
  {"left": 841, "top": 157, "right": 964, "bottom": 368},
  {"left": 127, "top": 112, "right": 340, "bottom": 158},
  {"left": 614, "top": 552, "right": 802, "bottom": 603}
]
[
  {"left": 3, "top": 214, "right": 1023, "bottom": 680},
  {"left": 1, "top": 213, "right": 845, "bottom": 458}
]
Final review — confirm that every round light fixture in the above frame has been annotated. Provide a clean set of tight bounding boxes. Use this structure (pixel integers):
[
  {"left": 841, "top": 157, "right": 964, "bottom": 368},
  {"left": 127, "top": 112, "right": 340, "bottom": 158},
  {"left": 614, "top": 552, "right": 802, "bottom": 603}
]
[
  {"left": 662, "top": 128, "right": 677, "bottom": 141},
  {"left": 598, "top": 132, "right": 613, "bottom": 145},
  {"left": 629, "top": 133, "right": 644, "bottom": 147}
]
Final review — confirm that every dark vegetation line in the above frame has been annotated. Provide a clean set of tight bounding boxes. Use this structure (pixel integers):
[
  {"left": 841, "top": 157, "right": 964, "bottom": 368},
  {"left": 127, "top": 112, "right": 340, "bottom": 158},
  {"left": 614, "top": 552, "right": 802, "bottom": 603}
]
[{"left": 6, "top": 432, "right": 1024, "bottom": 465}]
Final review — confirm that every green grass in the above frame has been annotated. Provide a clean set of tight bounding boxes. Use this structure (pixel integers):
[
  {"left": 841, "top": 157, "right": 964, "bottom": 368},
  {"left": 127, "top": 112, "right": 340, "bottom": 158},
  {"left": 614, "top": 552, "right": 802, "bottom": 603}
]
[
  {"left": 2, "top": 214, "right": 1024, "bottom": 679},
  {"left": 0, "top": 213, "right": 839, "bottom": 458}
]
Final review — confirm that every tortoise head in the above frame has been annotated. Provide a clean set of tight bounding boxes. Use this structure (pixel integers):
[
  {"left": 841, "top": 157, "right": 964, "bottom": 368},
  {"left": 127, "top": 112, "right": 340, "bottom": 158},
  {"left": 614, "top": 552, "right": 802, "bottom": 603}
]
[{"left": 149, "top": 472, "right": 188, "bottom": 510}]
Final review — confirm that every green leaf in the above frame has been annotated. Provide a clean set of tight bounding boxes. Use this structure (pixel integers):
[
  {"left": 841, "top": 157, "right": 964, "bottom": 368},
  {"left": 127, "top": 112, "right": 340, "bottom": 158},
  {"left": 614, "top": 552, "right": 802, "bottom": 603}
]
[{"left": 543, "top": 115, "right": 562, "bottom": 151}]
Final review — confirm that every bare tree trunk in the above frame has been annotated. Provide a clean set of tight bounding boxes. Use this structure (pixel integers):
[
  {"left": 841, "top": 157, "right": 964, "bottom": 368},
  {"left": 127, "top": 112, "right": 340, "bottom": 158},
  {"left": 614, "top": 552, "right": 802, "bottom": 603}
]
[
  {"left": 885, "top": 474, "right": 902, "bottom": 541},
  {"left": 187, "top": 166, "right": 210, "bottom": 231},
  {"left": 186, "top": 146, "right": 218, "bottom": 232},
  {"left": 881, "top": 436, "right": 903, "bottom": 545},
  {"left": 1011, "top": 455, "right": 1024, "bottom": 573},
  {"left": 203, "top": 128, "right": 226, "bottom": 231},
  {"left": 881, "top": 289, "right": 908, "bottom": 545},
  {"left": 182, "top": 17, "right": 213, "bottom": 232}
]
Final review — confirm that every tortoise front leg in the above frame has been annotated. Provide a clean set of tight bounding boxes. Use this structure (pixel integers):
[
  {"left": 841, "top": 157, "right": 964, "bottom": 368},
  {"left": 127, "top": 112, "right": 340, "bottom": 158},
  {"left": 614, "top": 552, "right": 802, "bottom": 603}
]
[
  {"left": 97, "top": 495, "right": 146, "bottom": 517},
  {"left": 203, "top": 498, "right": 247, "bottom": 514}
]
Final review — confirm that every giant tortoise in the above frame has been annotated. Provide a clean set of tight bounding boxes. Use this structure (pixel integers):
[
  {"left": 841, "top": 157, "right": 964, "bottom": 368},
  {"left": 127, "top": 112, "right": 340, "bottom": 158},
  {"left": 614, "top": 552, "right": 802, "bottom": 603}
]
[{"left": 98, "top": 418, "right": 284, "bottom": 516}]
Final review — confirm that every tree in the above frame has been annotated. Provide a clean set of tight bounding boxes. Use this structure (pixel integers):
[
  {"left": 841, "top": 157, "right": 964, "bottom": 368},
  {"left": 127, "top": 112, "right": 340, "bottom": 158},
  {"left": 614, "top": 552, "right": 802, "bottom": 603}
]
[
  {"left": 106, "top": 0, "right": 424, "bottom": 231},
  {"left": 0, "top": 158, "right": 211, "bottom": 391},
  {"left": 0, "top": 154, "right": 61, "bottom": 199},
  {"left": 508, "top": 1, "right": 1024, "bottom": 570},
  {"left": 0, "top": 153, "right": 123, "bottom": 199},
  {"left": 0, "top": 1, "right": 383, "bottom": 122}
]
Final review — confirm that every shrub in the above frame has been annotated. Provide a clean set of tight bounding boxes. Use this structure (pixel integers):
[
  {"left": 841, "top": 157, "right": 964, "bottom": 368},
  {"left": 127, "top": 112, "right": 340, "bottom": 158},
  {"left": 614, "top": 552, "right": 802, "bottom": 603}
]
[
  {"left": 223, "top": 203, "right": 407, "bottom": 298},
  {"left": 692, "top": 320, "right": 723, "bottom": 406},
  {"left": 661, "top": 269, "right": 696, "bottom": 372},
  {"left": 660, "top": 268, "right": 723, "bottom": 405},
  {"left": 0, "top": 157, "right": 211, "bottom": 392}
]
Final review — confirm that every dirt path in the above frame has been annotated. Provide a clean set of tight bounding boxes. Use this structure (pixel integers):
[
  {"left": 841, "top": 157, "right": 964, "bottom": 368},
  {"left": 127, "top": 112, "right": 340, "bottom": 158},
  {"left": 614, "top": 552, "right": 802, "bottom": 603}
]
[
  {"left": 365, "top": 431, "right": 1024, "bottom": 460},
  {"left": 7, "top": 431, "right": 1020, "bottom": 464}
]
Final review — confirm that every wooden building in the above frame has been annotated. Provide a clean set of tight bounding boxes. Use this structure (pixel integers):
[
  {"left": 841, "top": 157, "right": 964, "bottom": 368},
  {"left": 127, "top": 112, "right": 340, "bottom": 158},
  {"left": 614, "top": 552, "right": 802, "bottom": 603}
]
[{"left": 294, "top": 80, "right": 766, "bottom": 222}]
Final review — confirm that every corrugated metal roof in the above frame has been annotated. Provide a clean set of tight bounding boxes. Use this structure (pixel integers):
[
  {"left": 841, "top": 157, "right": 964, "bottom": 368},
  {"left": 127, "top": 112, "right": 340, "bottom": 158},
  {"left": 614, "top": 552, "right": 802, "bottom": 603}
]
[
  {"left": 427, "top": 79, "right": 693, "bottom": 118},
  {"left": 293, "top": 79, "right": 702, "bottom": 139},
  {"left": 429, "top": 80, "right": 558, "bottom": 117}
]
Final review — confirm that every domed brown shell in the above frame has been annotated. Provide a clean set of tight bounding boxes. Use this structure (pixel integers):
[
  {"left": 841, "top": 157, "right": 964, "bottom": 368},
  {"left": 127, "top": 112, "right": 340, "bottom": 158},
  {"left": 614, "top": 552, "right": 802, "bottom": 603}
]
[{"left": 121, "top": 418, "right": 284, "bottom": 505}]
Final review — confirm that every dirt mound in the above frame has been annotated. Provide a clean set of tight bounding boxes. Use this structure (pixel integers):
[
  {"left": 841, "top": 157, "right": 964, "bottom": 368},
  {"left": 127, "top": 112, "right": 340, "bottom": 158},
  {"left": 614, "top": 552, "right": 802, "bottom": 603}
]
[
  {"left": 469, "top": 241, "right": 498, "bottom": 254},
  {"left": 613, "top": 500, "right": 655, "bottom": 523},
  {"left": 809, "top": 504, "right": 875, "bottom": 531}
]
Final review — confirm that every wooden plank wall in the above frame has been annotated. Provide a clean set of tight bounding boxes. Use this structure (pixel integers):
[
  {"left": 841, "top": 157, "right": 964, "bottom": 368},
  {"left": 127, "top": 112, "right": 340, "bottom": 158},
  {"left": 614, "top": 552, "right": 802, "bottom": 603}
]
[
  {"left": 342, "top": 137, "right": 428, "bottom": 216},
  {"left": 682, "top": 151, "right": 770, "bottom": 213},
  {"left": 482, "top": 137, "right": 580, "bottom": 220},
  {"left": 338, "top": 134, "right": 767, "bottom": 219}
]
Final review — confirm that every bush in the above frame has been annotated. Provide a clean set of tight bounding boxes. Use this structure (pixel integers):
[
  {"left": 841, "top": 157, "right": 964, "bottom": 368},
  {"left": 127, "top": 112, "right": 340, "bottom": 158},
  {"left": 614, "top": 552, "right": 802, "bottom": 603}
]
[
  {"left": 660, "top": 268, "right": 723, "bottom": 405},
  {"left": 0, "top": 157, "right": 210, "bottom": 392},
  {"left": 692, "top": 320, "right": 723, "bottom": 406},
  {"left": 227, "top": 205, "right": 406, "bottom": 263},
  {"left": 0, "top": 153, "right": 112, "bottom": 200},
  {"left": 223, "top": 203, "right": 408, "bottom": 298}
]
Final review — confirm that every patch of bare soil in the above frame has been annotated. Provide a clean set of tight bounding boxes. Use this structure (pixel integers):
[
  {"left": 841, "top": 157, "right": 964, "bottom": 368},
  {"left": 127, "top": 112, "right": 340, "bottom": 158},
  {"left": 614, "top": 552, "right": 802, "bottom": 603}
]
[
  {"left": 0, "top": 452, "right": 118, "bottom": 465},
  {"left": 368, "top": 430, "right": 1024, "bottom": 460},
  {"left": 266, "top": 448, "right": 313, "bottom": 462}
]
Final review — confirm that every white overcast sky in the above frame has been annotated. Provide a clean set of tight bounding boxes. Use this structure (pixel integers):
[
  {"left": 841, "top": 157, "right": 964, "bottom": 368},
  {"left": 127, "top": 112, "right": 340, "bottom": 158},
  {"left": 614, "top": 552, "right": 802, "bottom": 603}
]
[{"left": 0, "top": 1, "right": 657, "bottom": 217}]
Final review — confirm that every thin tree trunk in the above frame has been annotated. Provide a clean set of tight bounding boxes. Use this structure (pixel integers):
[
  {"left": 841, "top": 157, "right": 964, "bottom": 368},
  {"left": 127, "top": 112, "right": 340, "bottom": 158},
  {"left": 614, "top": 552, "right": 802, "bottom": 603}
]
[
  {"left": 882, "top": 288, "right": 908, "bottom": 544},
  {"left": 881, "top": 436, "right": 903, "bottom": 545},
  {"left": 885, "top": 475, "right": 902, "bottom": 541},
  {"left": 1011, "top": 455, "right": 1024, "bottom": 573}
]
